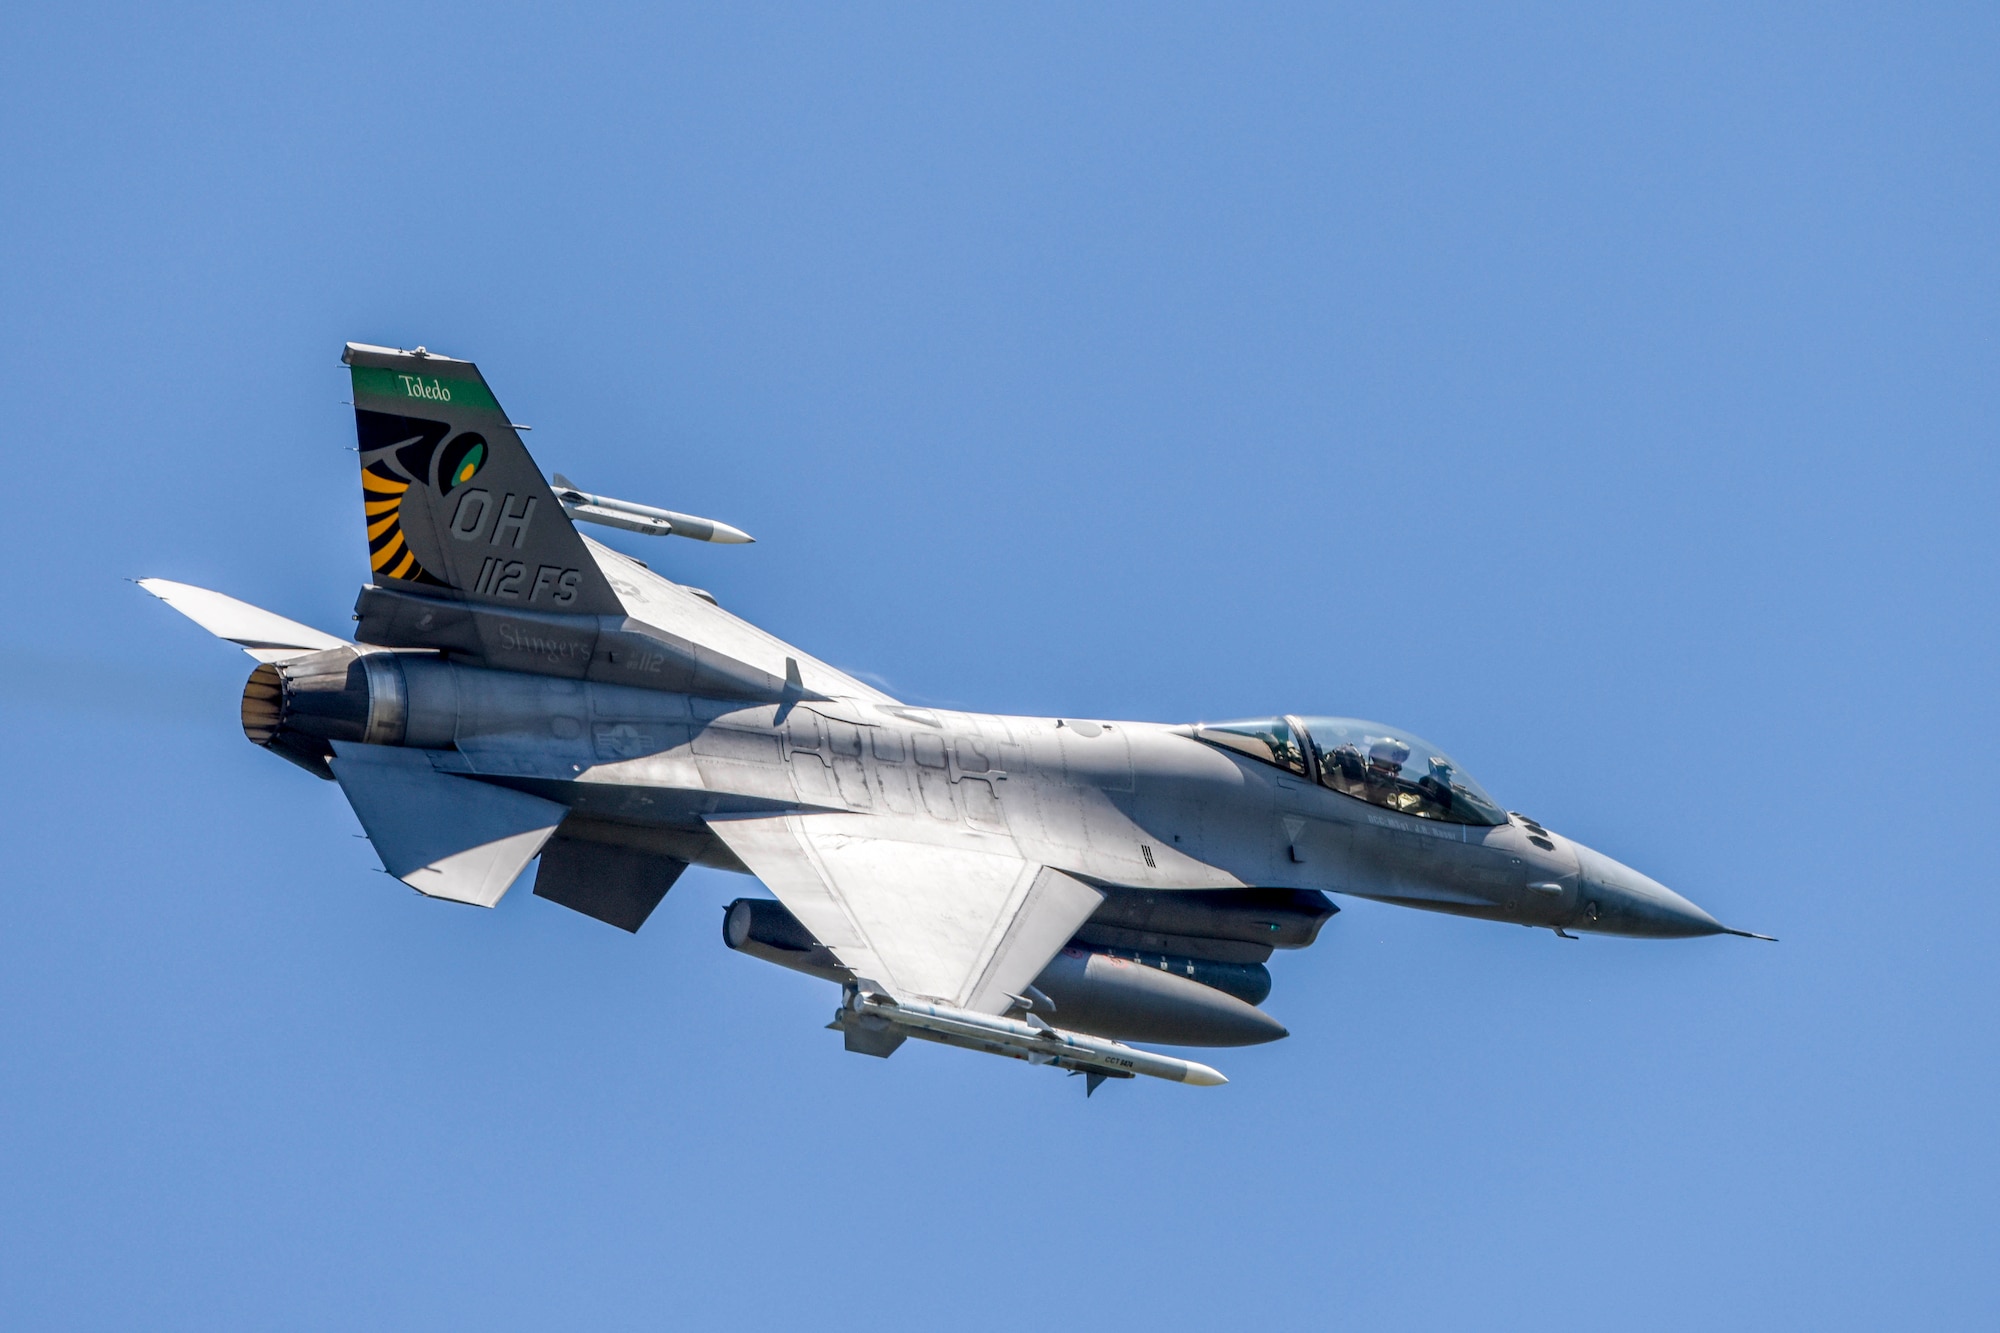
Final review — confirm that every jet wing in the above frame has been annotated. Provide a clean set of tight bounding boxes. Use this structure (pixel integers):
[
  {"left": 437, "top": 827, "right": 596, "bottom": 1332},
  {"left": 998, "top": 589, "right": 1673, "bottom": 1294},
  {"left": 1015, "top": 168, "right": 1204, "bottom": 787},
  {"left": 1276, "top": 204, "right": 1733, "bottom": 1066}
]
[
  {"left": 138, "top": 578, "right": 349, "bottom": 663},
  {"left": 706, "top": 814, "right": 1104, "bottom": 1013},
  {"left": 583, "top": 537, "right": 897, "bottom": 704}
]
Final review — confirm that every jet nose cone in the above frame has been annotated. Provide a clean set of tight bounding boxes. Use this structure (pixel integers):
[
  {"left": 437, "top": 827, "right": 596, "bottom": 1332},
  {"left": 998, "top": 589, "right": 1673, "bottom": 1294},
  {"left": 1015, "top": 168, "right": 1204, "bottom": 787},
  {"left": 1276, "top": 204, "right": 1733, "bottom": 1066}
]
[{"left": 1571, "top": 843, "right": 1727, "bottom": 939}]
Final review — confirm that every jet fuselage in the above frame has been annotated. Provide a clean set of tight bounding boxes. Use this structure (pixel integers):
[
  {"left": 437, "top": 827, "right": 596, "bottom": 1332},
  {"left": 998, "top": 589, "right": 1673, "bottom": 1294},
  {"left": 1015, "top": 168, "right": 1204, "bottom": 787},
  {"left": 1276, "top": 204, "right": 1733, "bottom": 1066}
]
[{"left": 286, "top": 646, "right": 1725, "bottom": 941}]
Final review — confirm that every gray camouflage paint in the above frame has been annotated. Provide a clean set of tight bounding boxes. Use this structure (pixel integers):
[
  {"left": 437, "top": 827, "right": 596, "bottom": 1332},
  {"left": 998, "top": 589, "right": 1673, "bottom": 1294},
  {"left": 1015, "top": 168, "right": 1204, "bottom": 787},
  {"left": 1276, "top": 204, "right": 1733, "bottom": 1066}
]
[{"left": 352, "top": 648, "right": 1727, "bottom": 941}]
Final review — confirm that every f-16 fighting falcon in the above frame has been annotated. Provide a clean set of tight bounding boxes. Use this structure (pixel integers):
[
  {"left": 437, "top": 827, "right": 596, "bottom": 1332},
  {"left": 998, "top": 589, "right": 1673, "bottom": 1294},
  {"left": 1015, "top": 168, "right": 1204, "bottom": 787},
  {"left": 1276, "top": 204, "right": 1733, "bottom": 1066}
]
[{"left": 143, "top": 343, "right": 1772, "bottom": 1093}]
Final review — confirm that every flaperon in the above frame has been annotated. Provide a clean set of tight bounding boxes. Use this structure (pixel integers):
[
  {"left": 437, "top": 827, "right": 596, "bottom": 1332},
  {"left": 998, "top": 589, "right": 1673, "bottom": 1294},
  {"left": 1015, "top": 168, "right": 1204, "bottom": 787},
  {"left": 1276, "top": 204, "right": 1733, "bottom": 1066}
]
[{"left": 144, "top": 342, "right": 1772, "bottom": 1094}]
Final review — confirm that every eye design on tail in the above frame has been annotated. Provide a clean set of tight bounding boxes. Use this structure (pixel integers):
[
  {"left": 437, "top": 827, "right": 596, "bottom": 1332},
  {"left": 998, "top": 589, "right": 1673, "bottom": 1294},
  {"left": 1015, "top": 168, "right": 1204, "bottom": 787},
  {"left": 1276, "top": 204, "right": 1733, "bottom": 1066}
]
[{"left": 438, "top": 433, "right": 486, "bottom": 493}]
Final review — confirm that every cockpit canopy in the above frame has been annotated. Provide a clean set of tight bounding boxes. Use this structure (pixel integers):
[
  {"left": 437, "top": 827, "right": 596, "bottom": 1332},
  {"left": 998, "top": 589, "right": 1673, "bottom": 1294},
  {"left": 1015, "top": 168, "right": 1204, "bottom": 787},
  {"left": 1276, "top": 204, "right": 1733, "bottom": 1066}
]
[{"left": 1194, "top": 715, "right": 1506, "bottom": 827}]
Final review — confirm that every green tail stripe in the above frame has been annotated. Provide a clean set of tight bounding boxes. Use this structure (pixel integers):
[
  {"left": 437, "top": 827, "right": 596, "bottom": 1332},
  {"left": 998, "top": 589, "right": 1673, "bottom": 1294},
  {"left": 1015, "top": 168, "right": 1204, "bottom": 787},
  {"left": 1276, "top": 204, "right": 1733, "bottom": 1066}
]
[{"left": 350, "top": 365, "right": 500, "bottom": 413}]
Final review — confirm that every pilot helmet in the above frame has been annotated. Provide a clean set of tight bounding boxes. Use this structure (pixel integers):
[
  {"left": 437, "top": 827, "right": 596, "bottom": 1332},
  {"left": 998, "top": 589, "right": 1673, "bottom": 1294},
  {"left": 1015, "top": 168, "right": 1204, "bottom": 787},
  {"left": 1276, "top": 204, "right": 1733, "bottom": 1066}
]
[{"left": 1368, "top": 737, "right": 1411, "bottom": 773}]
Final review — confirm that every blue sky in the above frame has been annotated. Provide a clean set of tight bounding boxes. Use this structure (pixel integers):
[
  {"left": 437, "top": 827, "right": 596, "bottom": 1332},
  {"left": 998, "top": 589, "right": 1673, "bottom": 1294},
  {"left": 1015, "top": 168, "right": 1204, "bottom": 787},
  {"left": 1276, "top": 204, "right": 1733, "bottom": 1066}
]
[{"left": 2, "top": 5, "right": 1995, "bottom": 1328}]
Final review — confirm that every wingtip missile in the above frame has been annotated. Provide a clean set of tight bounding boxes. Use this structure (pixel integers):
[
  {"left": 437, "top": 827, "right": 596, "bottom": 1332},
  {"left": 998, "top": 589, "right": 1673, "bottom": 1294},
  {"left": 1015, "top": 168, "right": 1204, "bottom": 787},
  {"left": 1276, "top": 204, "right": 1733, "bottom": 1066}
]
[{"left": 550, "top": 474, "right": 755, "bottom": 544}]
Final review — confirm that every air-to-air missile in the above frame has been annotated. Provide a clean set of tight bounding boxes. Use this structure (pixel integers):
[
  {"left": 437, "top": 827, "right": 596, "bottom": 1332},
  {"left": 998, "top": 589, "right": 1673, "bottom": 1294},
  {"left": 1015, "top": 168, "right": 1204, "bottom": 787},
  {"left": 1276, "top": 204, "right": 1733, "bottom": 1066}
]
[
  {"left": 833, "top": 989, "right": 1229, "bottom": 1093},
  {"left": 550, "top": 473, "right": 755, "bottom": 544}
]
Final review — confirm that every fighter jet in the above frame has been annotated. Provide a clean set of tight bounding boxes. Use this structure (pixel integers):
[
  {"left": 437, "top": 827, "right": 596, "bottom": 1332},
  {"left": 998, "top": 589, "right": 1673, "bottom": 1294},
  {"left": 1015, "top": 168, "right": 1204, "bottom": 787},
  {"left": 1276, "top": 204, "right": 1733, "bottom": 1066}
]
[{"left": 143, "top": 343, "right": 1771, "bottom": 1092}]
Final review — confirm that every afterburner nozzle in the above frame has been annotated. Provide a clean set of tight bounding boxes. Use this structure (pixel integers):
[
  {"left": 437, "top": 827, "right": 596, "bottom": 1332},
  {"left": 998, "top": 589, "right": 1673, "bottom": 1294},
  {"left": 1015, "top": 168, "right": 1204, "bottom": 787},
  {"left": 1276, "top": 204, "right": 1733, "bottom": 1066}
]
[{"left": 240, "top": 647, "right": 411, "bottom": 778}]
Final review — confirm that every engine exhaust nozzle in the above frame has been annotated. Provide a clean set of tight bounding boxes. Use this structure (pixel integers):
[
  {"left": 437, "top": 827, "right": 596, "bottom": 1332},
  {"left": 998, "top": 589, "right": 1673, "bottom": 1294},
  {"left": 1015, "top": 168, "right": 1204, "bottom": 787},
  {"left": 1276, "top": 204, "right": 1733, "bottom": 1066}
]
[{"left": 240, "top": 647, "right": 411, "bottom": 776}]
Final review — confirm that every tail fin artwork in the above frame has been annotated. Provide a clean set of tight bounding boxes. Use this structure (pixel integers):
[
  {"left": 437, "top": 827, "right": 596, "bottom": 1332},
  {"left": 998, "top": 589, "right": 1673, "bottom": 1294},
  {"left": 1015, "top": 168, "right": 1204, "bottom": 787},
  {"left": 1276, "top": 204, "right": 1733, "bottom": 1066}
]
[{"left": 345, "top": 343, "right": 623, "bottom": 616}]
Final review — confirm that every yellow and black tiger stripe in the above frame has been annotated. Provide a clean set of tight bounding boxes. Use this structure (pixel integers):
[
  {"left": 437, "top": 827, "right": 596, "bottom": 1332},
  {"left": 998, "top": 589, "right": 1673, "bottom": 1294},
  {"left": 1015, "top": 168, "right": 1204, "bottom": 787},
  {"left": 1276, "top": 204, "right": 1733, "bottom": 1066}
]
[{"left": 361, "top": 461, "right": 446, "bottom": 585}]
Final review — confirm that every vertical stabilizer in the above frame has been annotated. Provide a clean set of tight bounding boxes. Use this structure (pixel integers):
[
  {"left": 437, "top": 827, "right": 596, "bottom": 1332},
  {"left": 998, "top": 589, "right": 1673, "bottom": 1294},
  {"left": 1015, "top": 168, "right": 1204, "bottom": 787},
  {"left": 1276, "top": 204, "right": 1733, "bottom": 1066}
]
[{"left": 344, "top": 343, "right": 623, "bottom": 616}]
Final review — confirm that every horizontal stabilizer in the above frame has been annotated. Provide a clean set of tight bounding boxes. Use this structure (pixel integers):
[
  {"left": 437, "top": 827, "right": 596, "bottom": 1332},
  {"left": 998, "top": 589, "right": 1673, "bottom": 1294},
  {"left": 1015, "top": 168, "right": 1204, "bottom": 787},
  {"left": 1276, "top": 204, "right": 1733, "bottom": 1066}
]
[
  {"left": 137, "top": 578, "right": 348, "bottom": 662},
  {"left": 330, "top": 743, "right": 566, "bottom": 907}
]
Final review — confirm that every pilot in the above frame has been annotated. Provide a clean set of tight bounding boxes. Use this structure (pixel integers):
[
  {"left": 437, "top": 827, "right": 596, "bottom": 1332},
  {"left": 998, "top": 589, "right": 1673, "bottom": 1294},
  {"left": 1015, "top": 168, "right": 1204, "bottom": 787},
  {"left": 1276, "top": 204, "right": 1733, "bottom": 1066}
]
[
  {"left": 1326, "top": 742, "right": 1367, "bottom": 785},
  {"left": 1367, "top": 738, "right": 1410, "bottom": 785}
]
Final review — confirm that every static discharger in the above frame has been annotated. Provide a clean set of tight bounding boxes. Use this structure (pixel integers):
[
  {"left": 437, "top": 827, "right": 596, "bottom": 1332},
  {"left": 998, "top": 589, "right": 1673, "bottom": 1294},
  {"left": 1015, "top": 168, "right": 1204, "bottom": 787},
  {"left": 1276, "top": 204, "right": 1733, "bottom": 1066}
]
[{"left": 550, "top": 473, "right": 755, "bottom": 544}]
